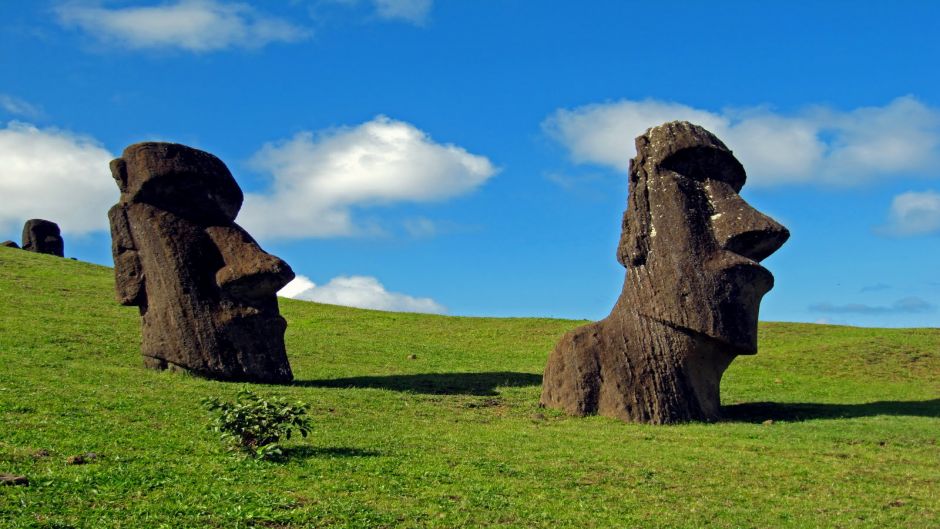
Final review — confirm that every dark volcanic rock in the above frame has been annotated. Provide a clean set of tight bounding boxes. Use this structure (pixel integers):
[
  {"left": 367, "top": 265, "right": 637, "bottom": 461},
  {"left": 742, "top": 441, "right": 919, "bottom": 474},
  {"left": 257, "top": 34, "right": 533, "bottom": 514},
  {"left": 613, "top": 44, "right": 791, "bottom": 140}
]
[
  {"left": 109, "top": 142, "right": 295, "bottom": 383},
  {"left": 0, "top": 474, "right": 28, "bottom": 486},
  {"left": 1, "top": 240, "right": 18, "bottom": 248},
  {"left": 65, "top": 452, "right": 98, "bottom": 465},
  {"left": 540, "top": 121, "right": 789, "bottom": 423},
  {"left": 21, "top": 219, "right": 64, "bottom": 256}
]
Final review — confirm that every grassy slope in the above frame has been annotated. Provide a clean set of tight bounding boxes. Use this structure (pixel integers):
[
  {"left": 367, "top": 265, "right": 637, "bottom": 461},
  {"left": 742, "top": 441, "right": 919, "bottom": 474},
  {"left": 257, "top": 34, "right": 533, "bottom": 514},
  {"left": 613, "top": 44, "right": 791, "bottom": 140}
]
[{"left": 0, "top": 247, "right": 937, "bottom": 529}]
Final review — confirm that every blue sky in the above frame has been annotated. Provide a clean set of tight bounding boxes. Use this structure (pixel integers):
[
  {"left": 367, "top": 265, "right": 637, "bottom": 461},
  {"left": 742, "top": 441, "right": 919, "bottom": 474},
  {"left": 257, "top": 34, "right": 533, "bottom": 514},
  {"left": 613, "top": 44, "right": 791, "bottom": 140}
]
[{"left": 2, "top": 0, "right": 939, "bottom": 327}]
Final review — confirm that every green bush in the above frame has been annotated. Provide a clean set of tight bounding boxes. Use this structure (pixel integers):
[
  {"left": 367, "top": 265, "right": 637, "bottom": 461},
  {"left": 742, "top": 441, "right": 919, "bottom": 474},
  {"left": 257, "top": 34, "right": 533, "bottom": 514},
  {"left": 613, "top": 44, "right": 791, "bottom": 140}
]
[{"left": 202, "top": 389, "right": 312, "bottom": 459}]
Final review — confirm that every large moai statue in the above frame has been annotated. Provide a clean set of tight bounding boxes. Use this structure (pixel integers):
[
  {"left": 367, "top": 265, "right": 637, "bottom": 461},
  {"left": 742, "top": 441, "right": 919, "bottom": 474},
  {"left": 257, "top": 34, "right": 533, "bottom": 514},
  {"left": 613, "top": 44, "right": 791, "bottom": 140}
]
[
  {"left": 22, "top": 219, "right": 64, "bottom": 256},
  {"left": 108, "top": 142, "right": 295, "bottom": 383},
  {"left": 541, "top": 121, "right": 789, "bottom": 423}
]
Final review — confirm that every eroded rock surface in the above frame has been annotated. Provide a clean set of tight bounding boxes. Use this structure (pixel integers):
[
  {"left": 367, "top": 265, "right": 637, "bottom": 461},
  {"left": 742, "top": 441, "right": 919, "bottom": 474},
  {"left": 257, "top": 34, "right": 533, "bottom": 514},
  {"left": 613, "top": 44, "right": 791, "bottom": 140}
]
[
  {"left": 109, "top": 142, "right": 295, "bottom": 383},
  {"left": 21, "top": 219, "right": 63, "bottom": 256},
  {"left": 541, "top": 121, "right": 789, "bottom": 423}
]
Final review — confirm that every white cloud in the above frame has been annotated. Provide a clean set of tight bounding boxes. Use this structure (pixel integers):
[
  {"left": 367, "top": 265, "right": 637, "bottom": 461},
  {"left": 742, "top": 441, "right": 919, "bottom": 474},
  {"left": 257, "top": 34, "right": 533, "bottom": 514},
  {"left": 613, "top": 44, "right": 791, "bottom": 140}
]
[
  {"left": 373, "top": 0, "right": 432, "bottom": 24},
  {"left": 0, "top": 121, "right": 116, "bottom": 235},
  {"left": 239, "top": 115, "right": 497, "bottom": 239},
  {"left": 55, "top": 0, "right": 310, "bottom": 52},
  {"left": 0, "top": 94, "right": 43, "bottom": 119},
  {"left": 544, "top": 96, "right": 940, "bottom": 186},
  {"left": 276, "top": 274, "right": 316, "bottom": 298},
  {"left": 278, "top": 274, "right": 446, "bottom": 314},
  {"left": 878, "top": 190, "right": 940, "bottom": 236}
]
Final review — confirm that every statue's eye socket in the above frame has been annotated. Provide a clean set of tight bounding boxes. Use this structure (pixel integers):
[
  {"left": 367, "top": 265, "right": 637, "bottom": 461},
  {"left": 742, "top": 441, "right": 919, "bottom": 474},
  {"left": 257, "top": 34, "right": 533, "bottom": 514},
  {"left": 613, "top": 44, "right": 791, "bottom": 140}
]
[{"left": 660, "top": 147, "right": 746, "bottom": 193}]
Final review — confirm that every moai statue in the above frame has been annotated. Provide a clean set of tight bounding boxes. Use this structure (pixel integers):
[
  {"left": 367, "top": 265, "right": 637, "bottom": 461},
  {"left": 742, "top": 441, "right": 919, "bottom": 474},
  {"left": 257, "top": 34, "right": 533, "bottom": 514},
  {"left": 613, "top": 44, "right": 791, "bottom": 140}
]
[
  {"left": 22, "top": 219, "right": 64, "bottom": 256},
  {"left": 109, "top": 142, "right": 295, "bottom": 383},
  {"left": 541, "top": 121, "right": 789, "bottom": 423}
]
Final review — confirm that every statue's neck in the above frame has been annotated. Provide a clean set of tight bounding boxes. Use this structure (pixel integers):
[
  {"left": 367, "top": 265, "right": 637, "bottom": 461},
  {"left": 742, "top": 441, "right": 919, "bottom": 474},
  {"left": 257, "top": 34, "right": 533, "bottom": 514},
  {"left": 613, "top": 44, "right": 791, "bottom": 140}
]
[{"left": 605, "top": 294, "right": 733, "bottom": 421}]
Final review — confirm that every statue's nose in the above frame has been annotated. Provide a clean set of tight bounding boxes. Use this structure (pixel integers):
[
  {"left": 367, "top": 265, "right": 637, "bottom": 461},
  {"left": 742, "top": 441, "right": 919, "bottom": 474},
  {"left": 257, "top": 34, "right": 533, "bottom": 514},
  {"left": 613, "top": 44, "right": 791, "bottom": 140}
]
[
  {"left": 709, "top": 191, "right": 789, "bottom": 263},
  {"left": 206, "top": 225, "right": 295, "bottom": 301}
]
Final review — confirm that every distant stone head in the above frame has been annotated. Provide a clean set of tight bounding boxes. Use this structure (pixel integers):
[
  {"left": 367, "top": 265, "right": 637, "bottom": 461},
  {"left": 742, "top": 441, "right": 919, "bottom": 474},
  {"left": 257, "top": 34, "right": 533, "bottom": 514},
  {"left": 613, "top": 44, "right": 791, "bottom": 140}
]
[
  {"left": 22, "top": 219, "right": 64, "bottom": 257},
  {"left": 541, "top": 121, "right": 789, "bottom": 423},
  {"left": 108, "top": 142, "right": 295, "bottom": 383}
]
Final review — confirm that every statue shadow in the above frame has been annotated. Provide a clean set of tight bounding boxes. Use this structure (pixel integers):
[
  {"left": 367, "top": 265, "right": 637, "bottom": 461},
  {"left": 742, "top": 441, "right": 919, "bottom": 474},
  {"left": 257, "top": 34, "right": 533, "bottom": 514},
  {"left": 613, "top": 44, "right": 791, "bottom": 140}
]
[
  {"left": 722, "top": 399, "right": 940, "bottom": 423},
  {"left": 279, "top": 446, "right": 381, "bottom": 459},
  {"left": 294, "top": 371, "right": 542, "bottom": 396}
]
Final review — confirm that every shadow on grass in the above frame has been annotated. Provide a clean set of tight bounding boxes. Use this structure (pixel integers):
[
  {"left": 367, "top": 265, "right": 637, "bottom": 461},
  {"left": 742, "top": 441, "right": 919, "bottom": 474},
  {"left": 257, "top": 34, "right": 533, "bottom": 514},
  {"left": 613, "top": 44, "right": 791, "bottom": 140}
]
[
  {"left": 280, "top": 446, "right": 381, "bottom": 459},
  {"left": 722, "top": 399, "right": 940, "bottom": 423},
  {"left": 295, "top": 371, "right": 542, "bottom": 396}
]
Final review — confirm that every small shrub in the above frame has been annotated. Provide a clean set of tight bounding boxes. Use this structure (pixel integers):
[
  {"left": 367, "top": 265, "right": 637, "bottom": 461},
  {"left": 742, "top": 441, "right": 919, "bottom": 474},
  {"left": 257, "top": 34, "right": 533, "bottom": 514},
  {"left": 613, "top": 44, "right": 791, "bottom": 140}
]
[{"left": 202, "top": 389, "right": 312, "bottom": 459}]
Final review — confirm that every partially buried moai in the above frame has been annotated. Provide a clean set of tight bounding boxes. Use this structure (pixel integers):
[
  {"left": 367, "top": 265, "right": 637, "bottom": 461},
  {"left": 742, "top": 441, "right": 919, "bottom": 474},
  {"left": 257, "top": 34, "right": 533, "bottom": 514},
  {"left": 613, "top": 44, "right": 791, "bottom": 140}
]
[
  {"left": 22, "top": 219, "right": 64, "bottom": 256},
  {"left": 109, "top": 142, "right": 295, "bottom": 383},
  {"left": 541, "top": 121, "right": 789, "bottom": 423}
]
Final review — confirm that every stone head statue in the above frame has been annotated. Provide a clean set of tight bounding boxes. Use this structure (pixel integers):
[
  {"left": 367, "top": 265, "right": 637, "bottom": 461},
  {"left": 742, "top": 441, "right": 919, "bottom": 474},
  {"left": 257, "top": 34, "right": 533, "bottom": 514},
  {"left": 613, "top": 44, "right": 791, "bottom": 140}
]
[
  {"left": 541, "top": 121, "right": 789, "bottom": 423},
  {"left": 22, "top": 219, "right": 64, "bottom": 256},
  {"left": 108, "top": 142, "right": 295, "bottom": 383}
]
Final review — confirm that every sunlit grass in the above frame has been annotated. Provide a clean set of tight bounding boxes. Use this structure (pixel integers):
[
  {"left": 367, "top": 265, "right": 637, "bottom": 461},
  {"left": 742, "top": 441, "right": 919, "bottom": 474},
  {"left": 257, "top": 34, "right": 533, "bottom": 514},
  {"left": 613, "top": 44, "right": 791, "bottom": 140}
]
[{"left": 1, "top": 247, "right": 937, "bottom": 528}]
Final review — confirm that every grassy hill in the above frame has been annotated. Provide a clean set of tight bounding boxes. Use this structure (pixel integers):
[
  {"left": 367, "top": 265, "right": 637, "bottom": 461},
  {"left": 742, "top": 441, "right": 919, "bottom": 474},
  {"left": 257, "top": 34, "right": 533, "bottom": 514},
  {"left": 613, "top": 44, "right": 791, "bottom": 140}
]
[{"left": 0, "top": 247, "right": 937, "bottom": 528}]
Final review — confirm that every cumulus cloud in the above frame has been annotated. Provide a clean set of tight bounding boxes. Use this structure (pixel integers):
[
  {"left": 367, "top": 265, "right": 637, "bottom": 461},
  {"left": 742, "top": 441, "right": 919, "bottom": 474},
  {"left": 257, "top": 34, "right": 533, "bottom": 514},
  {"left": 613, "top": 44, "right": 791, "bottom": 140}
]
[
  {"left": 0, "top": 121, "right": 115, "bottom": 235},
  {"left": 373, "top": 0, "right": 432, "bottom": 24},
  {"left": 809, "top": 297, "right": 934, "bottom": 315},
  {"left": 544, "top": 96, "right": 940, "bottom": 186},
  {"left": 239, "top": 115, "right": 497, "bottom": 239},
  {"left": 0, "top": 94, "right": 43, "bottom": 119},
  {"left": 278, "top": 274, "right": 445, "bottom": 314},
  {"left": 55, "top": 0, "right": 310, "bottom": 52},
  {"left": 877, "top": 190, "right": 940, "bottom": 237}
]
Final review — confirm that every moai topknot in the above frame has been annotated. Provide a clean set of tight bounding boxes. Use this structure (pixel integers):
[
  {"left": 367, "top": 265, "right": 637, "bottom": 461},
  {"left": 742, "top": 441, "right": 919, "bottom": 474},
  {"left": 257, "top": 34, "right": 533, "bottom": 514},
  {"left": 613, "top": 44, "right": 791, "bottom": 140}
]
[
  {"left": 541, "top": 122, "right": 789, "bottom": 423},
  {"left": 109, "top": 142, "right": 295, "bottom": 383},
  {"left": 22, "top": 219, "right": 64, "bottom": 256}
]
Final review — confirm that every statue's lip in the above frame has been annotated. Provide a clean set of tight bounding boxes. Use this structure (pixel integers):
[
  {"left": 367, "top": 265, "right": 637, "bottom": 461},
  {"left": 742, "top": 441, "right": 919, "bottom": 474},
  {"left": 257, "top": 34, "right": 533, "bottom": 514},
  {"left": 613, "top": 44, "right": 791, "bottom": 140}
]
[{"left": 719, "top": 254, "right": 773, "bottom": 278}]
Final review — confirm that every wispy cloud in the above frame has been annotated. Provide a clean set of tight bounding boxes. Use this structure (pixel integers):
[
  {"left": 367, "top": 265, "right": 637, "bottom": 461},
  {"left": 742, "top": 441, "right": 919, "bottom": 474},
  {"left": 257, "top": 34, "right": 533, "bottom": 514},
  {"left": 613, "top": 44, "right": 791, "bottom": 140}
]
[
  {"left": 859, "top": 283, "right": 892, "bottom": 293},
  {"left": 0, "top": 94, "right": 43, "bottom": 119},
  {"left": 809, "top": 297, "right": 934, "bottom": 315},
  {"left": 544, "top": 96, "right": 940, "bottom": 186},
  {"left": 877, "top": 190, "right": 940, "bottom": 237},
  {"left": 402, "top": 217, "right": 438, "bottom": 238},
  {"left": 239, "top": 115, "right": 497, "bottom": 239},
  {"left": 373, "top": 0, "right": 432, "bottom": 25},
  {"left": 278, "top": 274, "right": 445, "bottom": 313},
  {"left": 0, "top": 121, "right": 115, "bottom": 235},
  {"left": 55, "top": 0, "right": 310, "bottom": 52}
]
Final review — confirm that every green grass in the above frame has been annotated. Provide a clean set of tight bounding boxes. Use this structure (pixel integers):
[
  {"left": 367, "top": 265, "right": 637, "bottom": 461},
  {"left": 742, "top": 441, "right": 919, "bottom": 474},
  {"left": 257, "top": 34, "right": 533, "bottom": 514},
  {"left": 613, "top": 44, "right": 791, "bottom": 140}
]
[{"left": 0, "top": 247, "right": 938, "bottom": 528}]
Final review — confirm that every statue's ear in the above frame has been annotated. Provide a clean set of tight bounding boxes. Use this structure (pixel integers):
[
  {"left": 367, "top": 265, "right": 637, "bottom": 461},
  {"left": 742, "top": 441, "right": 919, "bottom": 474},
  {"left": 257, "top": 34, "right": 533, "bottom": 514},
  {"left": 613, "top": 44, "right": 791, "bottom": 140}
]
[
  {"left": 617, "top": 160, "right": 651, "bottom": 269},
  {"left": 110, "top": 158, "right": 129, "bottom": 193},
  {"left": 108, "top": 205, "right": 145, "bottom": 306}
]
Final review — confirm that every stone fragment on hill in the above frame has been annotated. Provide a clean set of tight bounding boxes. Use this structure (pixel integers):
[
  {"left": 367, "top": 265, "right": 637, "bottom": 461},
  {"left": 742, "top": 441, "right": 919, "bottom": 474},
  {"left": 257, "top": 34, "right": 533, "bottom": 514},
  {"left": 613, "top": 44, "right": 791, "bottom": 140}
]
[
  {"left": 21, "top": 219, "right": 64, "bottom": 256},
  {"left": 1, "top": 240, "right": 18, "bottom": 248},
  {"left": 65, "top": 452, "right": 98, "bottom": 465},
  {"left": 108, "top": 142, "right": 295, "bottom": 383},
  {"left": 540, "top": 121, "right": 789, "bottom": 423},
  {"left": 0, "top": 474, "right": 29, "bottom": 486}
]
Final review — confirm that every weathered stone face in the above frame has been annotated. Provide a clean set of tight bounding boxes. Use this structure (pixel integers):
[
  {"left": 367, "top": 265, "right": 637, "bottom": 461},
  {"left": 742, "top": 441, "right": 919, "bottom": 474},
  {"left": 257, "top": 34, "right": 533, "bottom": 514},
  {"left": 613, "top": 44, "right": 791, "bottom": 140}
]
[
  {"left": 541, "top": 121, "right": 789, "bottom": 423},
  {"left": 109, "top": 142, "right": 295, "bottom": 383},
  {"left": 620, "top": 121, "right": 789, "bottom": 354},
  {"left": 21, "top": 219, "right": 64, "bottom": 256}
]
